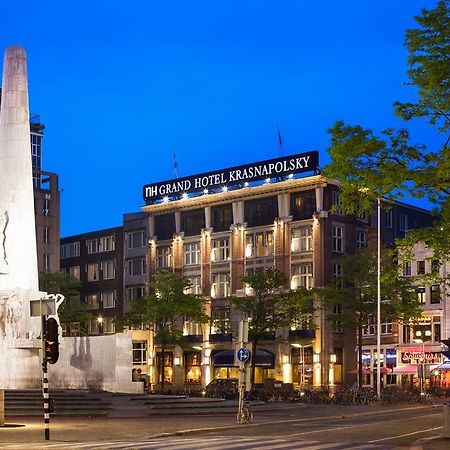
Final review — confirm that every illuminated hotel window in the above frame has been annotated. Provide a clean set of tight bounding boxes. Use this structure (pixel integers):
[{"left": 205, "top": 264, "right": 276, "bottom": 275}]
[
  {"left": 184, "top": 242, "right": 200, "bottom": 265},
  {"left": 99, "top": 236, "right": 115, "bottom": 252},
  {"left": 156, "top": 246, "right": 172, "bottom": 268},
  {"left": 211, "top": 307, "right": 231, "bottom": 334},
  {"left": 245, "top": 230, "right": 274, "bottom": 258},
  {"left": 211, "top": 273, "right": 230, "bottom": 298},
  {"left": 156, "top": 352, "right": 173, "bottom": 384},
  {"left": 103, "top": 316, "right": 115, "bottom": 334},
  {"left": 183, "top": 317, "right": 202, "bottom": 336},
  {"left": 133, "top": 341, "right": 147, "bottom": 365},
  {"left": 291, "top": 263, "right": 313, "bottom": 290},
  {"left": 154, "top": 213, "right": 175, "bottom": 240},
  {"left": 69, "top": 265, "right": 80, "bottom": 279},
  {"left": 181, "top": 208, "right": 205, "bottom": 236},
  {"left": 245, "top": 196, "right": 278, "bottom": 227},
  {"left": 184, "top": 276, "right": 201, "bottom": 295},
  {"left": 290, "top": 191, "right": 316, "bottom": 220},
  {"left": 402, "top": 261, "right": 412, "bottom": 276},
  {"left": 211, "top": 238, "right": 229, "bottom": 262},
  {"left": 291, "top": 226, "right": 312, "bottom": 252},
  {"left": 212, "top": 204, "right": 233, "bottom": 232},
  {"left": 87, "top": 294, "right": 99, "bottom": 309},
  {"left": 184, "top": 352, "right": 201, "bottom": 384},
  {"left": 87, "top": 263, "right": 99, "bottom": 281},
  {"left": 126, "top": 230, "right": 146, "bottom": 249},
  {"left": 416, "top": 287, "right": 426, "bottom": 304}
]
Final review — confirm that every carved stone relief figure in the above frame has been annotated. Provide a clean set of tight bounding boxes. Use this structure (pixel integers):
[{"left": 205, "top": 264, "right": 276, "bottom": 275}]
[
  {"left": 6, "top": 293, "right": 23, "bottom": 338},
  {"left": 0, "top": 294, "right": 7, "bottom": 338},
  {"left": 0, "top": 210, "right": 9, "bottom": 272}
]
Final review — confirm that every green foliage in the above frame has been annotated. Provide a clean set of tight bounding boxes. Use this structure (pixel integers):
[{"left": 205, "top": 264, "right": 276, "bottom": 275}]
[
  {"left": 323, "top": 0, "right": 450, "bottom": 259},
  {"left": 120, "top": 271, "right": 209, "bottom": 347},
  {"left": 38, "top": 271, "right": 92, "bottom": 335}
]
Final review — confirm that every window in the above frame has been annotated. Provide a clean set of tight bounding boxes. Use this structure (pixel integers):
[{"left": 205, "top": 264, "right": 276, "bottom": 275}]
[
  {"left": 402, "top": 261, "right": 412, "bottom": 277},
  {"left": 332, "top": 192, "right": 344, "bottom": 215},
  {"left": 87, "top": 263, "right": 99, "bottom": 281},
  {"left": 87, "top": 319, "right": 99, "bottom": 335},
  {"left": 417, "top": 260, "right": 426, "bottom": 275},
  {"left": 416, "top": 287, "right": 426, "bottom": 304},
  {"left": 291, "top": 226, "right": 312, "bottom": 252},
  {"left": 332, "top": 263, "right": 343, "bottom": 288},
  {"left": 43, "top": 254, "right": 50, "bottom": 271},
  {"left": 156, "top": 352, "right": 173, "bottom": 384},
  {"left": 43, "top": 227, "right": 49, "bottom": 243},
  {"left": 212, "top": 204, "right": 233, "bottom": 232},
  {"left": 87, "top": 239, "right": 99, "bottom": 254},
  {"left": 127, "top": 286, "right": 145, "bottom": 300},
  {"left": 156, "top": 246, "right": 172, "bottom": 268},
  {"left": 183, "top": 317, "right": 202, "bottom": 336},
  {"left": 333, "top": 304, "right": 343, "bottom": 333},
  {"left": 60, "top": 242, "right": 80, "bottom": 258},
  {"left": 291, "top": 263, "right": 313, "bottom": 290},
  {"left": 431, "top": 285, "right": 441, "bottom": 304},
  {"left": 290, "top": 191, "right": 316, "bottom": 221},
  {"left": 184, "top": 276, "right": 201, "bottom": 295},
  {"left": 184, "top": 242, "right": 200, "bottom": 265},
  {"left": 102, "top": 260, "right": 115, "bottom": 279},
  {"left": 87, "top": 294, "right": 99, "bottom": 309},
  {"left": 356, "top": 229, "right": 367, "bottom": 248},
  {"left": 100, "top": 236, "right": 115, "bottom": 252},
  {"left": 431, "top": 259, "right": 440, "bottom": 274},
  {"left": 245, "top": 196, "right": 278, "bottom": 227},
  {"left": 154, "top": 213, "right": 175, "bottom": 240},
  {"left": 184, "top": 352, "right": 202, "bottom": 384},
  {"left": 332, "top": 226, "right": 344, "bottom": 253},
  {"left": 103, "top": 316, "right": 115, "bottom": 334},
  {"left": 211, "top": 307, "right": 231, "bottom": 334},
  {"left": 381, "top": 321, "right": 393, "bottom": 334},
  {"left": 101, "top": 291, "right": 115, "bottom": 308},
  {"left": 363, "top": 316, "right": 375, "bottom": 336},
  {"left": 127, "top": 230, "right": 146, "bottom": 249},
  {"left": 43, "top": 198, "right": 49, "bottom": 216},
  {"left": 399, "top": 213, "right": 408, "bottom": 232},
  {"left": 133, "top": 341, "right": 147, "bottom": 365},
  {"left": 127, "top": 258, "right": 146, "bottom": 276},
  {"left": 181, "top": 208, "right": 205, "bottom": 236},
  {"left": 385, "top": 210, "right": 393, "bottom": 228},
  {"left": 211, "top": 238, "right": 230, "bottom": 262},
  {"left": 69, "top": 265, "right": 80, "bottom": 279},
  {"left": 211, "top": 273, "right": 230, "bottom": 298},
  {"left": 245, "top": 231, "right": 274, "bottom": 258}
]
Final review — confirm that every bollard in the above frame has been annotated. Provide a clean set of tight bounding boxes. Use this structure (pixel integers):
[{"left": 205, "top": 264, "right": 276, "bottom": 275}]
[
  {"left": 444, "top": 403, "right": 450, "bottom": 439},
  {"left": 0, "top": 389, "right": 4, "bottom": 426}
]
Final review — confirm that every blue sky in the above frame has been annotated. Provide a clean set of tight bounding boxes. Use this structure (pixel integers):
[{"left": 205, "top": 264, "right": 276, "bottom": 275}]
[{"left": 0, "top": 1, "right": 442, "bottom": 236}]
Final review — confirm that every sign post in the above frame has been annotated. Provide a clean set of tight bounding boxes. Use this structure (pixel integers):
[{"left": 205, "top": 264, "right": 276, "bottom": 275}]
[{"left": 236, "top": 319, "right": 252, "bottom": 423}]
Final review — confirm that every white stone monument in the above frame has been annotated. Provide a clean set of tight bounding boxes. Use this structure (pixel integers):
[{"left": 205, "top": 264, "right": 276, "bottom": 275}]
[{"left": 0, "top": 45, "right": 47, "bottom": 388}]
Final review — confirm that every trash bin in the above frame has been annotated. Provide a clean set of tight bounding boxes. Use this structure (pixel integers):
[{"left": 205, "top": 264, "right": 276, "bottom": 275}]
[{"left": 444, "top": 403, "right": 450, "bottom": 439}]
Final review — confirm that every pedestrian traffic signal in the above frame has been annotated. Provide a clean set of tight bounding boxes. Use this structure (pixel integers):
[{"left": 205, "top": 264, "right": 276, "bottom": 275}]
[
  {"left": 45, "top": 317, "right": 59, "bottom": 364},
  {"left": 440, "top": 339, "right": 450, "bottom": 361}
]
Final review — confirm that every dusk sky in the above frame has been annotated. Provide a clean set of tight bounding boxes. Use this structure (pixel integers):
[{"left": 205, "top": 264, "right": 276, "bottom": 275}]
[{"left": 1, "top": 0, "right": 442, "bottom": 237}]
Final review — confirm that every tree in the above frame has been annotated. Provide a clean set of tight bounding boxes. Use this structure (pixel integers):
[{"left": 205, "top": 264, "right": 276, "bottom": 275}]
[
  {"left": 231, "top": 269, "right": 314, "bottom": 389},
  {"left": 120, "top": 271, "right": 209, "bottom": 392},
  {"left": 323, "top": 0, "right": 450, "bottom": 259},
  {"left": 317, "top": 247, "right": 421, "bottom": 387},
  {"left": 38, "top": 271, "right": 92, "bottom": 336}
]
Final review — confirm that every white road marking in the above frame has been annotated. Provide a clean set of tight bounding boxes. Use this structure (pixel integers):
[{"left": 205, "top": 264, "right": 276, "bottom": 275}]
[{"left": 367, "top": 426, "right": 443, "bottom": 443}]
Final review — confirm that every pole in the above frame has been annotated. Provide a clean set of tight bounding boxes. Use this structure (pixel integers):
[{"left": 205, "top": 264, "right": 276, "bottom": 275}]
[
  {"left": 376, "top": 197, "right": 381, "bottom": 398},
  {"left": 41, "top": 315, "right": 50, "bottom": 440}
]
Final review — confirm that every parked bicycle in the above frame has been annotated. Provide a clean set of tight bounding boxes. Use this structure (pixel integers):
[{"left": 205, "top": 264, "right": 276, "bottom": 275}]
[{"left": 236, "top": 389, "right": 253, "bottom": 424}]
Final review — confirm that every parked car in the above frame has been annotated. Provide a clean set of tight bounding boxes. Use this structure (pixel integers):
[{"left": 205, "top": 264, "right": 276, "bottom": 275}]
[{"left": 204, "top": 377, "right": 238, "bottom": 399}]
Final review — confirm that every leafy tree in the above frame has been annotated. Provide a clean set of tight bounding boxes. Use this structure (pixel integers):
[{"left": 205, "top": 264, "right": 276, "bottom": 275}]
[
  {"left": 317, "top": 247, "right": 421, "bottom": 387},
  {"left": 120, "top": 271, "right": 209, "bottom": 392},
  {"left": 231, "top": 269, "right": 314, "bottom": 389},
  {"left": 39, "top": 271, "right": 92, "bottom": 336},
  {"left": 323, "top": 0, "right": 450, "bottom": 259}
]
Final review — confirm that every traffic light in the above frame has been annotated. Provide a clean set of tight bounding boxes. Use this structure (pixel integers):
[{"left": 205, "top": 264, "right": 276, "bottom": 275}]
[
  {"left": 440, "top": 339, "right": 450, "bottom": 361},
  {"left": 45, "top": 317, "right": 59, "bottom": 364}
]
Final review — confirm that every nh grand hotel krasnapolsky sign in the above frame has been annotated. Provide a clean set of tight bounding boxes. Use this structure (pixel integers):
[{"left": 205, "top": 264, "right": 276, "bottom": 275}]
[{"left": 143, "top": 150, "right": 319, "bottom": 204}]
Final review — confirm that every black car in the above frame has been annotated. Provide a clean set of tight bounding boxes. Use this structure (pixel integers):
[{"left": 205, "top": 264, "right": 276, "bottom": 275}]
[{"left": 204, "top": 378, "right": 238, "bottom": 399}]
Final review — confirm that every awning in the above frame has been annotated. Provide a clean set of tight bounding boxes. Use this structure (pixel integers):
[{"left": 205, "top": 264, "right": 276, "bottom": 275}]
[
  {"left": 213, "top": 349, "right": 275, "bottom": 368},
  {"left": 393, "top": 365, "right": 418, "bottom": 374}
]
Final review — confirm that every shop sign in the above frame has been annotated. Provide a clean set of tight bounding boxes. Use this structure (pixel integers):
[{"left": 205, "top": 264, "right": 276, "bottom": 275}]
[
  {"left": 143, "top": 150, "right": 319, "bottom": 203},
  {"left": 401, "top": 351, "right": 441, "bottom": 365}
]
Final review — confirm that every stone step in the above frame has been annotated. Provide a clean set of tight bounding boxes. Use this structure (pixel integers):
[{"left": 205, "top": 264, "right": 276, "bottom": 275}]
[{"left": 142, "top": 397, "right": 225, "bottom": 405}]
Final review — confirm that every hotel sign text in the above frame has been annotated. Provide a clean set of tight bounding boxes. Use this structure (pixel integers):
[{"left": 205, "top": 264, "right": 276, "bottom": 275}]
[{"left": 143, "top": 150, "right": 319, "bottom": 203}]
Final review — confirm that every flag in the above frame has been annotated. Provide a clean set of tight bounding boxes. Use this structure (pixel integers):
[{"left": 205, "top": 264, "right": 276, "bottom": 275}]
[
  {"left": 277, "top": 126, "right": 283, "bottom": 156},
  {"left": 173, "top": 148, "right": 179, "bottom": 178}
]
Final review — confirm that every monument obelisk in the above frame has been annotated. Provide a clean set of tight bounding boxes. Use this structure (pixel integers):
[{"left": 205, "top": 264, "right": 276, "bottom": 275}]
[{"left": 0, "top": 45, "right": 44, "bottom": 388}]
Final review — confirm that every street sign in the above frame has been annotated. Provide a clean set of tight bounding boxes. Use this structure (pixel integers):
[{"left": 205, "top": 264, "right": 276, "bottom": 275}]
[
  {"left": 30, "top": 299, "right": 56, "bottom": 317},
  {"left": 237, "top": 347, "right": 250, "bottom": 363}
]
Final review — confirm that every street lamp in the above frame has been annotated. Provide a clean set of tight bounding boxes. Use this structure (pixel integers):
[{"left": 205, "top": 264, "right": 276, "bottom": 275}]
[
  {"left": 376, "top": 198, "right": 381, "bottom": 398},
  {"left": 413, "top": 338, "right": 425, "bottom": 395},
  {"left": 97, "top": 315, "right": 104, "bottom": 334}
]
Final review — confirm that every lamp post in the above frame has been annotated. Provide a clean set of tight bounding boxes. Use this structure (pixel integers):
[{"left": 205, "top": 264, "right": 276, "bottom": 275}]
[
  {"left": 413, "top": 338, "right": 425, "bottom": 395},
  {"left": 376, "top": 197, "right": 381, "bottom": 398}
]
